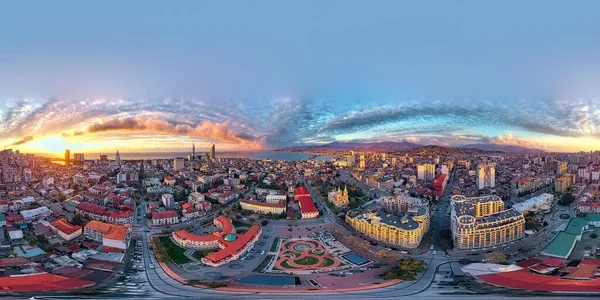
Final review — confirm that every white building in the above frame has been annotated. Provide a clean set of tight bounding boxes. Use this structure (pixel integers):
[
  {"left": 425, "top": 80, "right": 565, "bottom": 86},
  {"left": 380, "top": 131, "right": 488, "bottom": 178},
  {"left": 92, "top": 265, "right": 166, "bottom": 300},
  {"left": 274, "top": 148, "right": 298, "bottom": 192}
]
[
  {"left": 512, "top": 193, "right": 554, "bottom": 214},
  {"left": 161, "top": 194, "right": 174, "bottom": 208},
  {"left": 417, "top": 164, "right": 435, "bottom": 181},
  {"left": 173, "top": 157, "right": 185, "bottom": 171},
  {"left": 265, "top": 194, "right": 287, "bottom": 203},
  {"left": 477, "top": 163, "right": 496, "bottom": 189},
  {"left": 20, "top": 207, "right": 51, "bottom": 221}
]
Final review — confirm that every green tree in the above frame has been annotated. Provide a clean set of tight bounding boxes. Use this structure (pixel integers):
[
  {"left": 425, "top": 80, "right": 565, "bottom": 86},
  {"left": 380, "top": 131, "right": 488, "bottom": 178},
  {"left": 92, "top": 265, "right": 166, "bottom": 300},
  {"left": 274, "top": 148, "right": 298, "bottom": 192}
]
[
  {"left": 71, "top": 213, "right": 87, "bottom": 227},
  {"left": 383, "top": 258, "right": 425, "bottom": 280},
  {"left": 485, "top": 252, "right": 508, "bottom": 264},
  {"left": 525, "top": 216, "right": 542, "bottom": 230}
]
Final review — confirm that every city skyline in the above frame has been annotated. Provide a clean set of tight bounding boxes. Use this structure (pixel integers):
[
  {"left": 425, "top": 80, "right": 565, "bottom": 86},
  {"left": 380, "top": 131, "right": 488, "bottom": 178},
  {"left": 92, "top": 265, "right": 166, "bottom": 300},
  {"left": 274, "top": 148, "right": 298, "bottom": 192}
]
[{"left": 1, "top": 1, "right": 600, "bottom": 154}]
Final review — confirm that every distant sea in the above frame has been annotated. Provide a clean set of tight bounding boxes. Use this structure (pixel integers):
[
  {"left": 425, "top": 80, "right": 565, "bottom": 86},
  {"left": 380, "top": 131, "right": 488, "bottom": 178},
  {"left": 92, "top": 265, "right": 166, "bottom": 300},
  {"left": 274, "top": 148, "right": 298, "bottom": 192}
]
[{"left": 46, "top": 151, "right": 332, "bottom": 162}]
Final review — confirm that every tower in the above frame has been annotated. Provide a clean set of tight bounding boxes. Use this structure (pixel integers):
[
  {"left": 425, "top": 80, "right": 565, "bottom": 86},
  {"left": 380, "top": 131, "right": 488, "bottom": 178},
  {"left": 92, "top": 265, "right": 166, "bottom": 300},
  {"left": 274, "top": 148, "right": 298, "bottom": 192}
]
[
  {"left": 64, "top": 149, "right": 70, "bottom": 165},
  {"left": 139, "top": 159, "right": 144, "bottom": 181},
  {"left": 343, "top": 185, "right": 348, "bottom": 198},
  {"left": 192, "top": 142, "right": 196, "bottom": 159},
  {"left": 210, "top": 144, "right": 215, "bottom": 161},
  {"left": 116, "top": 150, "right": 121, "bottom": 166}
]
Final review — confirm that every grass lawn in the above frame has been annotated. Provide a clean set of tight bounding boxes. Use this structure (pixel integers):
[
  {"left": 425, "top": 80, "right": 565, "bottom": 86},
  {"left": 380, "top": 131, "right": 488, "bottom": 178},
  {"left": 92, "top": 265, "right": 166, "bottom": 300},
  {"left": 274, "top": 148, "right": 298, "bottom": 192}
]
[
  {"left": 310, "top": 249, "right": 324, "bottom": 256},
  {"left": 320, "top": 257, "right": 335, "bottom": 267},
  {"left": 307, "top": 240, "right": 319, "bottom": 247},
  {"left": 192, "top": 249, "right": 214, "bottom": 260},
  {"left": 232, "top": 220, "right": 250, "bottom": 227},
  {"left": 158, "top": 236, "right": 190, "bottom": 265},
  {"left": 280, "top": 261, "right": 299, "bottom": 269},
  {"left": 294, "top": 256, "right": 319, "bottom": 266},
  {"left": 270, "top": 237, "right": 281, "bottom": 252},
  {"left": 254, "top": 254, "right": 275, "bottom": 272}
]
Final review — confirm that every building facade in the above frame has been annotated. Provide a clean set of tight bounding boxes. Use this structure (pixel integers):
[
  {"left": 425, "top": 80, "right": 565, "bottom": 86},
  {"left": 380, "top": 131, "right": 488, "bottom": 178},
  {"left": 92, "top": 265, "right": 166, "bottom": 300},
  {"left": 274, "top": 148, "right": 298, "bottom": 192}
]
[
  {"left": 345, "top": 211, "right": 427, "bottom": 249},
  {"left": 240, "top": 198, "right": 286, "bottom": 215},
  {"left": 327, "top": 185, "right": 349, "bottom": 207},
  {"left": 451, "top": 195, "right": 525, "bottom": 250},
  {"left": 476, "top": 163, "right": 496, "bottom": 189}
]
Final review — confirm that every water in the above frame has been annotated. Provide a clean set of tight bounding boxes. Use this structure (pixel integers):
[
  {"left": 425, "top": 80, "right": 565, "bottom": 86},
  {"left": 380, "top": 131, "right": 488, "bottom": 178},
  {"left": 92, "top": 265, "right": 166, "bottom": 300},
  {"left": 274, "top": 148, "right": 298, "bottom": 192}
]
[
  {"left": 341, "top": 252, "right": 370, "bottom": 266},
  {"left": 238, "top": 275, "right": 298, "bottom": 286},
  {"left": 40, "top": 151, "right": 333, "bottom": 162}
]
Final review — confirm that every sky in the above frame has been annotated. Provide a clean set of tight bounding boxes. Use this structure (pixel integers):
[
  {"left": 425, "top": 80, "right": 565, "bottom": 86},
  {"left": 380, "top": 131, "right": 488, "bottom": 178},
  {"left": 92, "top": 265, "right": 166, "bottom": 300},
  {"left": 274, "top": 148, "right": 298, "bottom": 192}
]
[{"left": 1, "top": 0, "right": 600, "bottom": 154}]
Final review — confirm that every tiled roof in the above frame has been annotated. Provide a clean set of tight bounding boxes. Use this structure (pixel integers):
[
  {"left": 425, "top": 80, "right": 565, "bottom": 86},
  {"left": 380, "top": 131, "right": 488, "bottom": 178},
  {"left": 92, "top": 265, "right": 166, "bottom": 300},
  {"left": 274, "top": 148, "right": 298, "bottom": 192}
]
[
  {"left": 152, "top": 210, "right": 178, "bottom": 219},
  {"left": 50, "top": 219, "right": 82, "bottom": 235}
]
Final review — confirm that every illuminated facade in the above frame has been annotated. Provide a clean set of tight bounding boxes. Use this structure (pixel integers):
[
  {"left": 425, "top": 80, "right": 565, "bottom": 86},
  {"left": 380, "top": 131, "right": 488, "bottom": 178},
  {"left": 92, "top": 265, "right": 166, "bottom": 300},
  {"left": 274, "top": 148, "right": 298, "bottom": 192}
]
[
  {"left": 240, "top": 198, "right": 286, "bottom": 215},
  {"left": 327, "top": 185, "right": 349, "bottom": 207},
  {"left": 346, "top": 210, "right": 428, "bottom": 249},
  {"left": 451, "top": 195, "right": 525, "bottom": 250}
]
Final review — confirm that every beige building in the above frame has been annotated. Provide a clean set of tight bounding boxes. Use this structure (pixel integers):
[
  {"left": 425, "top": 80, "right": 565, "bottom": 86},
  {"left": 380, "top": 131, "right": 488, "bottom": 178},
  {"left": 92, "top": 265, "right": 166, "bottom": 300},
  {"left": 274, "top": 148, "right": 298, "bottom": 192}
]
[
  {"left": 346, "top": 209, "right": 428, "bottom": 249},
  {"left": 555, "top": 173, "right": 576, "bottom": 193},
  {"left": 240, "top": 198, "right": 286, "bottom": 215},
  {"left": 381, "top": 194, "right": 430, "bottom": 232},
  {"left": 328, "top": 185, "right": 349, "bottom": 207},
  {"left": 451, "top": 195, "right": 525, "bottom": 250}
]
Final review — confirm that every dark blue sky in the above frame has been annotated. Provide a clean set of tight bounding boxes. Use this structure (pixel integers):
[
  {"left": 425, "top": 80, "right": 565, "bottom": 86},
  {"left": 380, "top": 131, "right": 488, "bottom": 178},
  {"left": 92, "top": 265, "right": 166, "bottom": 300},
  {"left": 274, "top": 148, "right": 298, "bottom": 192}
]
[{"left": 1, "top": 1, "right": 599, "bottom": 152}]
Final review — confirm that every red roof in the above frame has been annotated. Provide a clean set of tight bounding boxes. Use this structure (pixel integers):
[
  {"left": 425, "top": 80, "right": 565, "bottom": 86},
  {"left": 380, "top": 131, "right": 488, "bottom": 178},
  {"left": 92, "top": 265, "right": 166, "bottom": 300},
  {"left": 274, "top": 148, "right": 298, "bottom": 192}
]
[
  {"left": 477, "top": 261, "right": 600, "bottom": 293},
  {"left": 434, "top": 174, "right": 447, "bottom": 185},
  {"left": 0, "top": 257, "right": 29, "bottom": 267},
  {"left": 152, "top": 210, "right": 178, "bottom": 220},
  {"left": 215, "top": 216, "right": 233, "bottom": 234},
  {"left": 541, "top": 258, "right": 565, "bottom": 267},
  {"left": 298, "top": 196, "right": 318, "bottom": 214},
  {"left": 204, "top": 225, "right": 261, "bottom": 263},
  {"left": 0, "top": 273, "right": 94, "bottom": 292},
  {"left": 50, "top": 219, "right": 82, "bottom": 235},
  {"left": 173, "top": 229, "right": 220, "bottom": 243},
  {"left": 76, "top": 202, "right": 107, "bottom": 215},
  {"left": 295, "top": 186, "right": 310, "bottom": 196}
]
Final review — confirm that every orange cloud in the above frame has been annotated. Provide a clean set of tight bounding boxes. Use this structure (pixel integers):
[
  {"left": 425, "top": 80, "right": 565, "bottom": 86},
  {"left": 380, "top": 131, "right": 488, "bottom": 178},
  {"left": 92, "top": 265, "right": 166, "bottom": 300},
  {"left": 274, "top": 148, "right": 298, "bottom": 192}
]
[{"left": 63, "top": 117, "right": 264, "bottom": 148}]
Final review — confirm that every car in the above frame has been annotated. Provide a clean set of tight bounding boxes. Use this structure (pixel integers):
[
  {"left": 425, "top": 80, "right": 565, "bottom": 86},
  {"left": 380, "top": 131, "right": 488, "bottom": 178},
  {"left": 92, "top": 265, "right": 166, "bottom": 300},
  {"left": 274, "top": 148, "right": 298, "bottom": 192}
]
[
  {"left": 148, "top": 264, "right": 155, "bottom": 269},
  {"left": 433, "top": 250, "right": 437, "bottom": 255}
]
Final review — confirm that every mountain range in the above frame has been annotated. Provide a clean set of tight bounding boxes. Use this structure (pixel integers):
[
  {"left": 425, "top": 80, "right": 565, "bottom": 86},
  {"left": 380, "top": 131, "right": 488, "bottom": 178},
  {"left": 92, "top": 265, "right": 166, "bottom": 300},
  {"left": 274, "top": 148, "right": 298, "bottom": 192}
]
[{"left": 278, "top": 141, "right": 543, "bottom": 154}]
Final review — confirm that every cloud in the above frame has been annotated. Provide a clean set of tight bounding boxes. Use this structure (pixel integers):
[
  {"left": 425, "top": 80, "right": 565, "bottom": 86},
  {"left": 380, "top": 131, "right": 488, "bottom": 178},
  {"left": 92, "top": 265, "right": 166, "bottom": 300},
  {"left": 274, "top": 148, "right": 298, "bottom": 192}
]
[
  {"left": 9, "top": 135, "right": 34, "bottom": 146},
  {"left": 63, "top": 117, "right": 264, "bottom": 148}
]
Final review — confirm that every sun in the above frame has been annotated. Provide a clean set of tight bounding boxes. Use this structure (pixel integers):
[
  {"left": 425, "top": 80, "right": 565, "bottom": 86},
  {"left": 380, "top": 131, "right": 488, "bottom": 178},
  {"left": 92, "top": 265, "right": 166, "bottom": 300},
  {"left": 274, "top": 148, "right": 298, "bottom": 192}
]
[{"left": 20, "top": 136, "right": 77, "bottom": 156}]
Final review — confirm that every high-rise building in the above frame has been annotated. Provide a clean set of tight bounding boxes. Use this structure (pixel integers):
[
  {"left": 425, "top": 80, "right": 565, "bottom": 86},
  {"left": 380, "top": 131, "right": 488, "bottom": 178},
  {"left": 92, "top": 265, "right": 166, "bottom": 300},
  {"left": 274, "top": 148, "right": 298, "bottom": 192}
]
[
  {"left": 476, "top": 163, "right": 495, "bottom": 189},
  {"left": 556, "top": 161, "right": 568, "bottom": 175},
  {"left": 192, "top": 142, "right": 196, "bottom": 159},
  {"left": 391, "top": 156, "right": 397, "bottom": 167},
  {"left": 174, "top": 157, "right": 185, "bottom": 171},
  {"left": 209, "top": 144, "right": 216, "bottom": 161},
  {"left": 417, "top": 164, "right": 435, "bottom": 181},
  {"left": 162, "top": 194, "right": 174, "bottom": 209},
  {"left": 359, "top": 154, "right": 366, "bottom": 169},
  {"left": 115, "top": 150, "right": 121, "bottom": 165},
  {"left": 100, "top": 154, "right": 108, "bottom": 161},
  {"left": 74, "top": 153, "right": 85, "bottom": 161},
  {"left": 64, "top": 149, "right": 70, "bottom": 165}
]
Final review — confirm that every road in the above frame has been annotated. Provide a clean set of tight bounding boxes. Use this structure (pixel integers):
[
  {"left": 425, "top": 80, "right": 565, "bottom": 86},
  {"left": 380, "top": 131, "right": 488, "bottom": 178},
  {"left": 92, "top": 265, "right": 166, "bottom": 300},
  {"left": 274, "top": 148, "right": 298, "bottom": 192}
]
[{"left": 432, "top": 162, "right": 458, "bottom": 251}]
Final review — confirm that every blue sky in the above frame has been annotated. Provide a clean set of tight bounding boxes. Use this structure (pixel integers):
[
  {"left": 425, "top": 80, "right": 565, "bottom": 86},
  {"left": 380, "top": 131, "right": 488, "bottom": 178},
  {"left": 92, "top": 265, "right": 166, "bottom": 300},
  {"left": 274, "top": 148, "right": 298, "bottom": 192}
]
[{"left": 1, "top": 1, "right": 599, "bottom": 152}]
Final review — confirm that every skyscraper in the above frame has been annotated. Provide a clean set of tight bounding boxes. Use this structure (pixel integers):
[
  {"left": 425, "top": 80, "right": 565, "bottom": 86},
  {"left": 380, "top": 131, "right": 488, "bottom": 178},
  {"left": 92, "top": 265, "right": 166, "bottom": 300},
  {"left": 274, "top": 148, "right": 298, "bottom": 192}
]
[
  {"left": 192, "top": 142, "right": 196, "bottom": 159},
  {"left": 417, "top": 164, "right": 435, "bottom": 181},
  {"left": 115, "top": 150, "right": 121, "bottom": 165},
  {"left": 209, "top": 144, "right": 215, "bottom": 161},
  {"left": 477, "top": 163, "right": 496, "bottom": 189},
  {"left": 174, "top": 157, "right": 185, "bottom": 171},
  {"left": 64, "top": 149, "right": 70, "bottom": 165}
]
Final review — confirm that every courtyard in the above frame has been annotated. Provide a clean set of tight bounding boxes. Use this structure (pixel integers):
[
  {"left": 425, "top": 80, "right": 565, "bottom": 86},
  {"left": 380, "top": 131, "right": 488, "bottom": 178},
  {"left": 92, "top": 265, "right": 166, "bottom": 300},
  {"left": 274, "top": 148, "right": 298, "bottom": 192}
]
[{"left": 271, "top": 239, "right": 343, "bottom": 272}]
